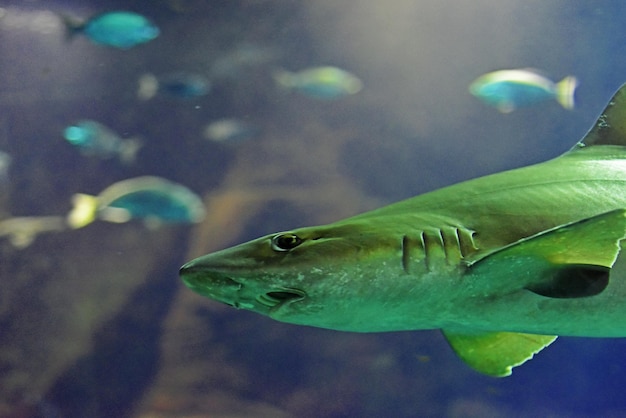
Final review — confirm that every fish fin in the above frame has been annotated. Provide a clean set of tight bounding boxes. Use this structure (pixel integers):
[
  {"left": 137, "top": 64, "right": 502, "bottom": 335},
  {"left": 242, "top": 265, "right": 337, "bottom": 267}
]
[
  {"left": 137, "top": 73, "right": 159, "bottom": 100},
  {"left": 9, "top": 231, "right": 36, "bottom": 249},
  {"left": 99, "top": 207, "right": 133, "bottom": 224},
  {"left": 554, "top": 76, "right": 577, "bottom": 110},
  {"left": 575, "top": 83, "right": 626, "bottom": 148},
  {"left": 468, "top": 209, "right": 626, "bottom": 298},
  {"left": 519, "top": 67, "right": 548, "bottom": 76},
  {"left": 525, "top": 264, "right": 609, "bottom": 298},
  {"left": 118, "top": 137, "right": 143, "bottom": 164},
  {"left": 67, "top": 193, "right": 99, "bottom": 229},
  {"left": 496, "top": 102, "right": 515, "bottom": 113},
  {"left": 143, "top": 216, "right": 164, "bottom": 230},
  {"left": 442, "top": 329, "right": 557, "bottom": 377},
  {"left": 272, "top": 69, "right": 296, "bottom": 89}
]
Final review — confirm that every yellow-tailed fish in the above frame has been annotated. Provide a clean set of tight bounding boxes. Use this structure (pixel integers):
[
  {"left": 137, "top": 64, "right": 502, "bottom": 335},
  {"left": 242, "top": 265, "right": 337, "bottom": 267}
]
[
  {"left": 68, "top": 176, "right": 205, "bottom": 229},
  {"left": 63, "top": 120, "right": 142, "bottom": 164},
  {"left": 273, "top": 66, "right": 363, "bottom": 100},
  {"left": 470, "top": 68, "right": 577, "bottom": 113}
]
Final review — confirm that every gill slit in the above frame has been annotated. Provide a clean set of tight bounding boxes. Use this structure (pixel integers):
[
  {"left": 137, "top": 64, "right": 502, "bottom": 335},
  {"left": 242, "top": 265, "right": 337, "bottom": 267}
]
[
  {"left": 401, "top": 235, "right": 410, "bottom": 273},
  {"left": 233, "top": 283, "right": 243, "bottom": 309}
]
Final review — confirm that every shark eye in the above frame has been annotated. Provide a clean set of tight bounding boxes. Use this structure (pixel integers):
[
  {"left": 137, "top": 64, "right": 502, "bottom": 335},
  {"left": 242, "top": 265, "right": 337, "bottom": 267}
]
[{"left": 271, "top": 233, "right": 302, "bottom": 251}]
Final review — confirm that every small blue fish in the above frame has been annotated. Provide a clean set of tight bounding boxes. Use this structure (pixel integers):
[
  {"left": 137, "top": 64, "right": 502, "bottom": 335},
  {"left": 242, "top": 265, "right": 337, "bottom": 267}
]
[
  {"left": 469, "top": 69, "right": 578, "bottom": 113},
  {"left": 67, "top": 176, "right": 206, "bottom": 229},
  {"left": 63, "top": 120, "right": 142, "bottom": 163},
  {"left": 137, "top": 72, "right": 211, "bottom": 100},
  {"left": 62, "top": 11, "right": 159, "bottom": 49},
  {"left": 273, "top": 66, "right": 363, "bottom": 100},
  {"left": 203, "top": 118, "right": 257, "bottom": 144}
]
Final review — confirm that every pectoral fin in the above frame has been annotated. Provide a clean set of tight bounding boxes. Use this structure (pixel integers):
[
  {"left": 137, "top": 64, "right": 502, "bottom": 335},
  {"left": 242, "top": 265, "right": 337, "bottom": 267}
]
[
  {"left": 447, "top": 211, "right": 626, "bottom": 376},
  {"left": 442, "top": 330, "right": 557, "bottom": 377},
  {"left": 469, "top": 209, "right": 626, "bottom": 298}
]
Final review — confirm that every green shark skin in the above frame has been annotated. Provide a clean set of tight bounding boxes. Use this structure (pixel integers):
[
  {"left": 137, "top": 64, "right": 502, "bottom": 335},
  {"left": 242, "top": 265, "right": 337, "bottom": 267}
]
[{"left": 181, "top": 84, "right": 626, "bottom": 377}]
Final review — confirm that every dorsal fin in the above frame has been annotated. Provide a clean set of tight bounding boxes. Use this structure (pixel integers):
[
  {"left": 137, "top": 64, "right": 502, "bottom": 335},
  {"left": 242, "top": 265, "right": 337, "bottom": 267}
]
[{"left": 574, "top": 83, "right": 626, "bottom": 148}]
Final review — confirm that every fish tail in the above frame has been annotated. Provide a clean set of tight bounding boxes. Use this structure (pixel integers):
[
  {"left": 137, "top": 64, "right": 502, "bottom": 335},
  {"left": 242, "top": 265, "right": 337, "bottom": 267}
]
[
  {"left": 137, "top": 73, "right": 159, "bottom": 100},
  {"left": 119, "top": 137, "right": 143, "bottom": 164},
  {"left": 554, "top": 76, "right": 578, "bottom": 110},
  {"left": 272, "top": 69, "right": 296, "bottom": 89},
  {"left": 99, "top": 207, "right": 133, "bottom": 223},
  {"left": 67, "top": 193, "right": 99, "bottom": 229},
  {"left": 9, "top": 231, "right": 36, "bottom": 249},
  {"left": 58, "top": 14, "right": 84, "bottom": 41}
]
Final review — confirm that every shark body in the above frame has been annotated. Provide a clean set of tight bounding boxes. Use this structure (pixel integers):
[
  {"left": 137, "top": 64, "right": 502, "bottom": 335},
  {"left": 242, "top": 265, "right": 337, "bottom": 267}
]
[{"left": 181, "top": 84, "right": 626, "bottom": 376}]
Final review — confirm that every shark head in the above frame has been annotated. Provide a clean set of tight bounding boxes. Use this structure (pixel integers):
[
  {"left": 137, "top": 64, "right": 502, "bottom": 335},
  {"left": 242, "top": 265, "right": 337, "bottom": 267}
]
[{"left": 179, "top": 220, "right": 428, "bottom": 331}]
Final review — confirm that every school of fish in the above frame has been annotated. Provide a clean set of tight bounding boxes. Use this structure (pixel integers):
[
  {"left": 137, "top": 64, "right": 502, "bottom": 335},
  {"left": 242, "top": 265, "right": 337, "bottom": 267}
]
[{"left": 4, "top": 4, "right": 613, "bottom": 381}]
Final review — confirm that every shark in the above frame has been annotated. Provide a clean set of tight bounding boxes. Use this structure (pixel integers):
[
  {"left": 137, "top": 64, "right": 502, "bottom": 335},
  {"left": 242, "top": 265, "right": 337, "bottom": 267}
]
[{"left": 180, "top": 83, "right": 626, "bottom": 377}]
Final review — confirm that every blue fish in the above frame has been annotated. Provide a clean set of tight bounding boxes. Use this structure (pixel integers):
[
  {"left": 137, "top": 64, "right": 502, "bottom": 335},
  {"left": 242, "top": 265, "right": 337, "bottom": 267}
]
[
  {"left": 67, "top": 176, "right": 206, "bottom": 229},
  {"left": 469, "top": 69, "right": 578, "bottom": 113},
  {"left": 273, "top": 66, "right": 363, "bottom": 100},
  {"left": 62, "top": 11, "right": 159, "bottom": 49},
  {"left": 137, "top": 72, "right": 211, "bottom": 100},
  {"left": 63, "top": 120, "right": 142, "bottom": 163}
]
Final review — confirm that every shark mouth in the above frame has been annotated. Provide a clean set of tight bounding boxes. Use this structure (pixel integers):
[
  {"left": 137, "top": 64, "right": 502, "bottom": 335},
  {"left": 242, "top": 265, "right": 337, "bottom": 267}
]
[
  {"left": 256, "top": 289, "right": 306, "bottom": 308},
  {"left": 179, "top": 262, "right": 305, "bottom": 311}
]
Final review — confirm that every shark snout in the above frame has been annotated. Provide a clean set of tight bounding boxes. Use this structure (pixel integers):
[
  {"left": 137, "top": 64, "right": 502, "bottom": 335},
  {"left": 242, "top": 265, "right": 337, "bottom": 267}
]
[
  {"left": 179, "top": 259, "right": 205, "bottom": 275},
  {"left": 179, "top": 258, "right": 242, "bottom": 300},
  {"left": 179, "top": 255, "right": 306, "bottom": 314}
]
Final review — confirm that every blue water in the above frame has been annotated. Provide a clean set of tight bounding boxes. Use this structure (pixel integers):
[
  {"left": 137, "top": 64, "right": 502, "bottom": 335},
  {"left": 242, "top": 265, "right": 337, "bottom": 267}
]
[{"left": 2, "top": 1, "right": 626, "bottom": 417}]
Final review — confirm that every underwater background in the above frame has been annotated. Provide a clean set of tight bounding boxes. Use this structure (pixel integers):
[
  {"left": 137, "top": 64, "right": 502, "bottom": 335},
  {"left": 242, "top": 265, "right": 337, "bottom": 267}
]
[{"left": 2, "top": 0, "right": 626, "bottom": 417}]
